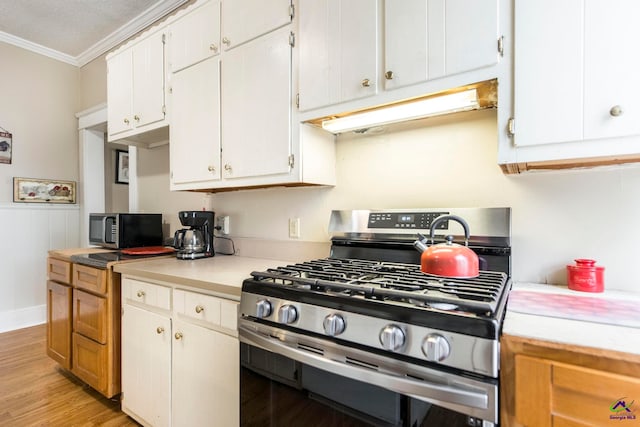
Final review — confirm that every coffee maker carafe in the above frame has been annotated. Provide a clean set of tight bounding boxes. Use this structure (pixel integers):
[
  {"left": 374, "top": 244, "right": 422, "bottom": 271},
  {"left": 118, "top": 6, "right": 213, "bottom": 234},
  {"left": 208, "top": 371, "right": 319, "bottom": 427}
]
[{"left": 173, "top": 211, "right": 215, "bottom": 259}]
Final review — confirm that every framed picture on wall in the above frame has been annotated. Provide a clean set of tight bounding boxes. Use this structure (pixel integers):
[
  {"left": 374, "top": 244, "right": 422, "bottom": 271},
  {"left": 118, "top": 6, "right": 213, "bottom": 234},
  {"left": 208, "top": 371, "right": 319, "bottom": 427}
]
[
  {"left": 0, "top": 130, "right": 12, "bottom": 164},
  {"left": 116, "top": 149, "right": 129, "bottom": 184},
  {"left": 13, "top": 177, "right": 76, "bottom": 203}
]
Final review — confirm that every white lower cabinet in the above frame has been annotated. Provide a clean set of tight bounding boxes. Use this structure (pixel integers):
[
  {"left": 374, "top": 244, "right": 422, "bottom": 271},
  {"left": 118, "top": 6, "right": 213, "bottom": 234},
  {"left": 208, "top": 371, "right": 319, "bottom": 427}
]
[{"left": 121, "top": 277, "right": 239, "bottom": 427}]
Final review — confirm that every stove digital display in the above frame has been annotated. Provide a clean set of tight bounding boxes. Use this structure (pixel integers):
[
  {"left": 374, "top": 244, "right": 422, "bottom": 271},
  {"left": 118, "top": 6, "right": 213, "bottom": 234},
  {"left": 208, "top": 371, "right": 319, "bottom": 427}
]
[{"left": 368, "top": 212, "right": 449, "bottom": 229}]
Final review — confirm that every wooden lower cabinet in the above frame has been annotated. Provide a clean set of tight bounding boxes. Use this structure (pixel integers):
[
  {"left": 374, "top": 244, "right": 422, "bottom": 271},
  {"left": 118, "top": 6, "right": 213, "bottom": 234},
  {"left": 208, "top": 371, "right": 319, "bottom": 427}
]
[
  {"left": 46, "top": 280, "right": 72, "bottom": 369},
  {"left": 45, "top": 256, "right": 121, "bottom": 398},
  {"left": 501, "top": 334, "right": 640, "bottom": 426},
  {"left": 121, "top": 276, "right": 240, "bottom": 427}
]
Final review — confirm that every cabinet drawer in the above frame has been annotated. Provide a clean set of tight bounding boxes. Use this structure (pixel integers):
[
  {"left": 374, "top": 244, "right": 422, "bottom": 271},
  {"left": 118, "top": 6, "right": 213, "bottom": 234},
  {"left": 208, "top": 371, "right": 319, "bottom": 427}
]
[
  {"left": 174, "top": 289, "right": 238, "bottom": 331},
  {"left": 73, "top": 264, "right": 107, "bottom": 294},
  {"left": 73, "top": 289, "right": 108, "bottom": 344},
  {"left": 72, "top": 332, "right": 107, "bottom": 394},
  {"left": 123, "top": 278, "right": 171, "bottom": 310},
  {"left": 47, "top": 257, "right": 71, "bottom": 284}
]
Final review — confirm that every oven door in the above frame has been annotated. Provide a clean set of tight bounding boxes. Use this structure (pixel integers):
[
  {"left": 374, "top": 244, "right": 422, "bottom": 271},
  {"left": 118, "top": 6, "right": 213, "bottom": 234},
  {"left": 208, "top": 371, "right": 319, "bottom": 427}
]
[{"left": 239, "top": 320, "right": 497, "bottom": 427}]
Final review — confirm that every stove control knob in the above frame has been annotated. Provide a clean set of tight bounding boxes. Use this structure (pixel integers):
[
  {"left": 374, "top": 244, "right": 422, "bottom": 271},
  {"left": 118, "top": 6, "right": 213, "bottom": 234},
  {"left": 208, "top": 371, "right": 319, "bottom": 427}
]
[
  {"left": 323, "top": 314, "right": 346, "bottom": 336},
  {"left": 255, "top": 299, "right": 272, "bottom": 319},
  {"left": 422, "top": 334, "right": 451, "bottom": 362},
  {"left": 379, "top": 325, "right": 405, "bottom": 352},
  {"left": 278, "top": 305, "right": 298, "bottom": 324}
]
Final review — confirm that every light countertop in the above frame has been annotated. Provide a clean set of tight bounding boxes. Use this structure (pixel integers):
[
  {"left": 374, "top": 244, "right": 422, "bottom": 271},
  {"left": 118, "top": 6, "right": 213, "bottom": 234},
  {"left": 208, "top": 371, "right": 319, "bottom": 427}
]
[
  {"left": 503, "top": 282, "right": 640, "bottom": 356},
  {"left": 114, "top": 254, "right": 292, "bottom": 301}
]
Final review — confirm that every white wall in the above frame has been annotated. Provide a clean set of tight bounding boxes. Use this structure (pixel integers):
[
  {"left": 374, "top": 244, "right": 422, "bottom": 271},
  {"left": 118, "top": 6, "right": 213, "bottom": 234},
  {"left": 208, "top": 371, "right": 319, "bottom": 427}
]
[{"left": 205, "top": 109, "right": 640, "bottom": 293}]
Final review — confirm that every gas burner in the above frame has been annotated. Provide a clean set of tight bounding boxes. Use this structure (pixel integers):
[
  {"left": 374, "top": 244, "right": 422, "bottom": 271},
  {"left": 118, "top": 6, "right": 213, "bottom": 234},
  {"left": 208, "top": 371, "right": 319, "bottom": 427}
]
[{"left": 250, "top": 257, "right": 509, "bottom": 316}]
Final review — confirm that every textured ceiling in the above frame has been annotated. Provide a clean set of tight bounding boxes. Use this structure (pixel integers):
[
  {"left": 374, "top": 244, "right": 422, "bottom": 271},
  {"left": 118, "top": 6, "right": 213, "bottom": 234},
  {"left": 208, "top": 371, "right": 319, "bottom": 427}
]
[{"left": 0, "top": 0, "right": 187, "bottom": 65}]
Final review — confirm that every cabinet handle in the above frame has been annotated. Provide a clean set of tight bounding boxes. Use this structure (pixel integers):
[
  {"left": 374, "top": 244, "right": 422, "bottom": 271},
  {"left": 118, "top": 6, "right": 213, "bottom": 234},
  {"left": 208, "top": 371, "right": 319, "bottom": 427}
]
[
  {"left": 610, "top": 105, "right": 623, "bottom": 117},
  {"left": 195, "top": 305, "right": 204, "bottom": 314},
  {"left": 123, "top": 118, "right": 130, "bottom": 125},
  {"left": 174, "top": 332, "right": 183, "bottom": 340},
  {"left": 137, "top": 290, "right": 145, "bottom": 298},
  {"left": 222, "top": 37, "right": 230, "bottom": 46},
  {"left": 210, "top": 43, "right": 218, "bottom": 52},
  {"left": 156, "top": 327, "right": 164, "bottom": 334},
  {"left": 134, "top": 115, "right": 140, "bottom": 122},
  {"left": 207, "top": 165, "right": 215, "bottom": 172},
  {"left": 224, "top": 164, "right": 232, "bottom": 172},
  {"left": 361, "top": 78, "right": 371, "bottom": 87},
  {"left": 384, "top": 71, "right": 394, "bottom": 80}
]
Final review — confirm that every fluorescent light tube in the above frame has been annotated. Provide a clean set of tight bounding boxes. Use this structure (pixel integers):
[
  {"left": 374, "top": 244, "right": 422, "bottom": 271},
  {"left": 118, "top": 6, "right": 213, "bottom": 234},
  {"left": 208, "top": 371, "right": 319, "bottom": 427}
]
[{"left": 321, "top": 89, "right": 479, "bottom": 134}]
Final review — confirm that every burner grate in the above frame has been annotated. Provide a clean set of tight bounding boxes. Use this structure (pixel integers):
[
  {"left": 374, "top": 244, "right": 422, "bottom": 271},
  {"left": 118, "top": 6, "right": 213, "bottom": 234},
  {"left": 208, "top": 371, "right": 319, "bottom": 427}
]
[{"left": 250, "top": 258, "right": 509, "bottom": 316}]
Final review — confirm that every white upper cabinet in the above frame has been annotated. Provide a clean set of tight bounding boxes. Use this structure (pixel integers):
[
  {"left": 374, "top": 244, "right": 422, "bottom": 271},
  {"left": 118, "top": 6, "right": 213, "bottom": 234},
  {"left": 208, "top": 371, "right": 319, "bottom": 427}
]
[
  {"left": 107, "top": 28, "right": 167, "bottom": 141},
  {"left": 168, "top": 0, "right": 221, "bottom": 73},
  {"left": 298, "top": 0, "right": 379, "bottom": 111},
  {"left": 221, "top": 26, "right": 292, "bottom": 180},
  {"left": 384, "top": 0, "right": 499, "bottom": 91},
  {"left": 504, "top": 0, "right": 640, "bottom": 171},
  {"left": 169, "top": 56, "right": 221, "bottom": 187},
  {"left": 221, "top": 0, "right": 292, "bottom": 50}
]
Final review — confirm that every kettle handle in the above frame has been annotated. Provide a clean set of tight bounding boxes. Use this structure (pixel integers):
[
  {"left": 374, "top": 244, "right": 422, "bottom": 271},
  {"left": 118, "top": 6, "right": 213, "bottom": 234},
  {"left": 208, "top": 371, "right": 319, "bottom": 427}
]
[{"left": 429, "top": 215, "right": 470, "bottom": 246}]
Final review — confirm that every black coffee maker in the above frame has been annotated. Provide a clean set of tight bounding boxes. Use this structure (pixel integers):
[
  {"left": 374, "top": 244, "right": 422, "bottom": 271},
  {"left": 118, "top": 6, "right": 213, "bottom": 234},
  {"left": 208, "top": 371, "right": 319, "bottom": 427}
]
[{"left": 173, "top": 211, "right": 215, "bottom": 259}]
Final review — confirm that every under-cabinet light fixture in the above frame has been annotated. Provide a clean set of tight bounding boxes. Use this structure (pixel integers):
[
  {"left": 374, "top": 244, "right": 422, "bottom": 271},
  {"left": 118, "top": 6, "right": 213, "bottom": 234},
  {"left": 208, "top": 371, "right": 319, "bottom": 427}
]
[{"left": 321, "top": 88, "right": 480, "bottom": 134}]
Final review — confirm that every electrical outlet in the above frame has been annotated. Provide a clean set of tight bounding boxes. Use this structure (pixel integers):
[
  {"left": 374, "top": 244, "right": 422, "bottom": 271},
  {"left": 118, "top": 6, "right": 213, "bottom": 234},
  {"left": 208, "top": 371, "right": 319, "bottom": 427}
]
[
  {"left": 289, "top": 218, "right": 300, "bottom": 239},
  {"left": 217, "top": 215, "right": 230, "bottom": 235}
]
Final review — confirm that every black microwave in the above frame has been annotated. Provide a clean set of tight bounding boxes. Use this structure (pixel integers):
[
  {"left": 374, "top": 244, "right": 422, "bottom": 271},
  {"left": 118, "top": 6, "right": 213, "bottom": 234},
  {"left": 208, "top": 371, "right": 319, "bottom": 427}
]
[{"left": 89, "top": 213, "right": 163, "bottom": 249}]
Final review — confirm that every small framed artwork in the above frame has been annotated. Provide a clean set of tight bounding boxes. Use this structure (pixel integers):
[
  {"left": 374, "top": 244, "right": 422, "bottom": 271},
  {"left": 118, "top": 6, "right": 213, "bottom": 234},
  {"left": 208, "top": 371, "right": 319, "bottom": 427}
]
[
  {"left": 13, "top": 177, "right": 76, "bottom": 204},
  {"left": 116, "top": 149, "right": 129, "bottom": 184},
  {"left": 0, "top": 130, "right": 12, "bottom": 164}
]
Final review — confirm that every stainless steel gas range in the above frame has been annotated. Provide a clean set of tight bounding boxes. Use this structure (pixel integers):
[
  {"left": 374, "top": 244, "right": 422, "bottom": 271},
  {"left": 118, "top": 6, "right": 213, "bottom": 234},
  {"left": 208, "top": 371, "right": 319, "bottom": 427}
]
[{"left": 239, "top": 208, "right": 511, "bottom": 427}]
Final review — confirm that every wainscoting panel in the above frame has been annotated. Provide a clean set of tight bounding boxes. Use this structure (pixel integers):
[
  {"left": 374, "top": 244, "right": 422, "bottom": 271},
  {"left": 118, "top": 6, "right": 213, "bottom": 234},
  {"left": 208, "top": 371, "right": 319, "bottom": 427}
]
[{"left": 0, "top": 203, "right": 80, "bottom": 333}]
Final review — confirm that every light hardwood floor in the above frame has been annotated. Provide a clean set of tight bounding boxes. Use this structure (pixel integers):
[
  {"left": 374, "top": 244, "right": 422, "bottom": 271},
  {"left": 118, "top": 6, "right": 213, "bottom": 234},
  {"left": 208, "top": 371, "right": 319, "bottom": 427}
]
[{"left": 0, "top": 324, "right": 138, "bottom": 426}]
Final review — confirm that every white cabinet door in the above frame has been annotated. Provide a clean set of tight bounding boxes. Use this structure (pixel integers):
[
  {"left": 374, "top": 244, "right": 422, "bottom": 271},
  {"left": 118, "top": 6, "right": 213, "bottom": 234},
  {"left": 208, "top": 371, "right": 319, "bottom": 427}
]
[
  {"left": 169, "top": 0, "right": 221, "bottom": 73},
  {"left": 583, "top": 0, "right": 640, "bottom": 140},
  {"left": 132, "top": 30, "right": 166, "bottom": 129},
  {"left": 121, "top": 304, "right": 171, "bottom": 427},
  {"left": 170, "top": 56, "right": 221, "bottom": 186},
  {"left": 107, "top": 50, "right": 133, "bottom": 136},
  {"left": 221, "top": 26, "right": 292, "bottom": 179},
  {"left": 172, "top": 319, "right": 239, "bottom": 427},
  {"left": 386, "top": 0, "right": 498, "bottom": 91},
  {"left": 221, "top": 0, "right": 291, "bottom": 50},
  {"left": 513, "top": 0, "right": 583, "bottom": 147},
  {"left": 298, "top": 0, "right": 378, "bottom": 111}
]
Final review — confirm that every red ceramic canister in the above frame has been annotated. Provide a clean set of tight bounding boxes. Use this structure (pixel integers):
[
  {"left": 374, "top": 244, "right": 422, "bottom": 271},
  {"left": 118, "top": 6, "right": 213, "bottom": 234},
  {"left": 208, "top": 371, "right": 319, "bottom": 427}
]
[{"left": 567, "top": 259, "right": 604, "bottom": 292}]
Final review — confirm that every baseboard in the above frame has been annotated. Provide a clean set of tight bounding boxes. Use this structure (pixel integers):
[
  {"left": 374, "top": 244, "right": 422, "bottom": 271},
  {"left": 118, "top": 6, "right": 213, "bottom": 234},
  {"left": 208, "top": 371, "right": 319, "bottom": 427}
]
[{"left": 0, "top": 305, "right": 46, "bottom": 334}]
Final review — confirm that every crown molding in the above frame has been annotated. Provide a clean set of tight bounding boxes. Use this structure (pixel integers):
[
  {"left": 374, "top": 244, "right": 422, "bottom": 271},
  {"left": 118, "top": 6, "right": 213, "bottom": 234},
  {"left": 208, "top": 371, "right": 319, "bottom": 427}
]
[
  {"left": 0, "top": 31, "right": 78, "bottom": 65},
  {"left": 0, "top": 0, "right": 189, "bottom": 68}
]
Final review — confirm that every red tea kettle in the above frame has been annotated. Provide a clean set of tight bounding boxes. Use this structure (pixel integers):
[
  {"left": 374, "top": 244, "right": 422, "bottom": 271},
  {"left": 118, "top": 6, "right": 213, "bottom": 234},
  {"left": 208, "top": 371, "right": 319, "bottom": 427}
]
[{"left": 413, "top": 215, "right": 479, "bottom": 278}]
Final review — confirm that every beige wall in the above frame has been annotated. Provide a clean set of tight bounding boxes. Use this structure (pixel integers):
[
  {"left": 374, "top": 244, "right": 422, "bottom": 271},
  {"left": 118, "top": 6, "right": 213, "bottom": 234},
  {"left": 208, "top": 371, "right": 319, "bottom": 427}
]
[
  {"left": 0, "top": 42, "right": 80, "bottom": 202},
  {"left": 79, "top": 54, "right": 107, "bottom": 110}
]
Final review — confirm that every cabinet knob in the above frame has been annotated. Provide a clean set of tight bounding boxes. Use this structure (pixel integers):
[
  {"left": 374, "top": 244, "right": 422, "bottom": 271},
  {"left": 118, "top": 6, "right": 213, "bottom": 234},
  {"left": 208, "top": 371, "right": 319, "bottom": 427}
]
[
  {"left": 222, "top": 37, "right": 230, "bottom": 46},
  {"left": 195, "top": 305, "right": 204, "bottom": 314},
  {"left": 174, "top": 332, "right": 183, "bottom": 340},
  {"left": 207, "top": 165, "right": 215, "bottom": 172},
  {"left": 134, "top": 115, "right": 140, "bottom": 122},
  {"left": 156, "top": 327, "right": 164, "bottom": 334},
  {"left": 224, "top": 164, "right": 232, "bottom": 172},
  {"left": 384, "top": 71, "right": 394, "bottom": 80},
  {"left": 123, "top": 118, "right": 130, "bottom": 125},
  {"left": 610, "top": 105, "right": 623, "bottom": 117},
  {"left": 361, "top": 78, "right": 371, "bottom": 87},
  {"left": 137, "top": 290, "right": 145, "bottom": 298},
  {"left": 210, "top": 43, "right": 218, "bottom": 52}
]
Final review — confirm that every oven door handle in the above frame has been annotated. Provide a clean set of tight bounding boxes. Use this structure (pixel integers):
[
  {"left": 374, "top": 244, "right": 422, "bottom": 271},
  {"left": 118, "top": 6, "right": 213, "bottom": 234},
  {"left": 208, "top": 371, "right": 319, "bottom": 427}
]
[{"left": 239, "top": 325, "right": 488, "bottom": 411}]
